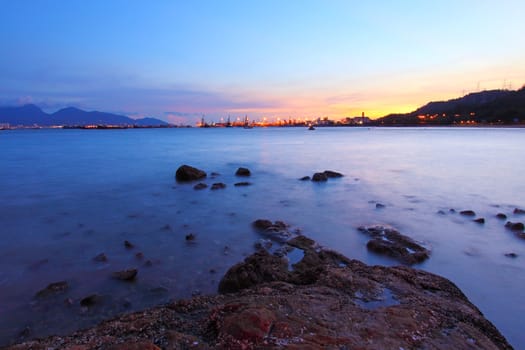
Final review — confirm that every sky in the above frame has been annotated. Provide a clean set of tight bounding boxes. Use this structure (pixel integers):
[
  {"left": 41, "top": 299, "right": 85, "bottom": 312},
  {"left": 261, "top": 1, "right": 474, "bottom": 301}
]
[{"left": 1, "top": 0, "right": 524, "bottom": 124}]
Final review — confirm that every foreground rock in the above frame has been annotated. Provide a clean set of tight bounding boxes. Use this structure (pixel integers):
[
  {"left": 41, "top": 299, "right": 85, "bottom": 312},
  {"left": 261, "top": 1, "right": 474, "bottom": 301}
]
[
  {"left": 175, "top": 165, "right": 207, "bottom": 182},
  {"left": 358, "top": 225, "right": 430, "bottom": 265},
  {"left": 9, "top": 233, "right": 512, "bottom": 350}
]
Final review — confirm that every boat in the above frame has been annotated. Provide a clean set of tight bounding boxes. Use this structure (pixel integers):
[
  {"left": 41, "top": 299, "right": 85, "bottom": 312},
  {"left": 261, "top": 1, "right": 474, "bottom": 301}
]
[
  {"left": 308, "top": 124, "right": 315, "bottom": 130},
  {"left": 243, "top": 115, "right": 253, "bottom": 129}
]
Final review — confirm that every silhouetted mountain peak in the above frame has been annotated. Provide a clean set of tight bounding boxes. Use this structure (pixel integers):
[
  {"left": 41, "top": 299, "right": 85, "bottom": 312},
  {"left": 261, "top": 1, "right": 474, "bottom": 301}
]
[
  {"left": 377, "top": 88, "right": 525, "bottom": 125},
  {"left": 0, "top": 105, "right": 168, "bottom": 127}
]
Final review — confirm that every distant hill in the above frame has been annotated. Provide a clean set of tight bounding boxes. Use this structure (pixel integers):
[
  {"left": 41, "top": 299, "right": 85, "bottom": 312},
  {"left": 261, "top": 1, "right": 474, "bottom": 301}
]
[
  {"left": 376, "top": 87, "right": 525, "bottom": 125},
  {"left": 0, "top": 104, "right": 169, "bottom": 127}
]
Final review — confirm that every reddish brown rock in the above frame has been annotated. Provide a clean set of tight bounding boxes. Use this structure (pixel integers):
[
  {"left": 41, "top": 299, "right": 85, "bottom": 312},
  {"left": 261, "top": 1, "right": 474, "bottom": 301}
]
[{"left": 358, "top": 225, "right": 430, "bottom": 265}]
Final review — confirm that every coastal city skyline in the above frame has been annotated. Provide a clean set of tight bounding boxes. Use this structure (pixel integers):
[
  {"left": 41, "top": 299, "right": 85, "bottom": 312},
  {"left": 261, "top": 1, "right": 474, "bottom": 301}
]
[{"left": 1, "top": 0, "right": 524, "bottom": 124}]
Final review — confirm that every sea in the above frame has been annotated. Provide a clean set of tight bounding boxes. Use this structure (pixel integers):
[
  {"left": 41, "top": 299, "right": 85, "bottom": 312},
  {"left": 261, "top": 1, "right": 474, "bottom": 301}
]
[{"left": 0, "top": 127, "right": 524, "bottom": 348}]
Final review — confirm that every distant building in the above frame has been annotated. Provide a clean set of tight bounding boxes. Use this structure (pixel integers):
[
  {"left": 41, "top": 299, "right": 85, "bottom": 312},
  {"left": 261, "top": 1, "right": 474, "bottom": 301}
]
[
  {"left": 341, "top": 113, "right": 371, "bottom": 125},
  {"left": 0, "top": 123, "right": 10, "bottom": 129}
]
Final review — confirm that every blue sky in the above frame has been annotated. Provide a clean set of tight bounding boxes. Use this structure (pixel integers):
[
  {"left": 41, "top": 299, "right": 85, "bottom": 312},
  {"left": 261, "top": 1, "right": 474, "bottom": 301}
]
[{"left": 1, "top": 0, "right": 524, "bottom": 123}]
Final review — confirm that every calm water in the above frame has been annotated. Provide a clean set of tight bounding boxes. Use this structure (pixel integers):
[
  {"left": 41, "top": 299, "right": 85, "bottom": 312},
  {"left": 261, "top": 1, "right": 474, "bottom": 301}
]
[{"left": 1, "top": 127, "right": 524, "bottom": 348}]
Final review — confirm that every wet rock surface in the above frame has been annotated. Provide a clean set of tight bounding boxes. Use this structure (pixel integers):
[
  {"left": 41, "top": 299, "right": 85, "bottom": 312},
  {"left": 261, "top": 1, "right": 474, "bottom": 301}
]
[
  {"left": 35, "top": 281, "right": 69, "bottom": 298},
  {"left": 234, "top": 181, "right": 251, "bottom": 187},
  {"left": 111, "top": 269, "right": 138, "bottom": 281},
  {"left": 211, "top": 182, "right": 226, "bottom": 190},
  {"left": 9, "top": 233, "right": 512, "bottom": 350},
  {"left": 193, "top": 182, "right": 208, "bottom": 190},
  {"left": 323, "top": 170, "right": 343, "bottom": 178},
  {"left": 358, "top": 225, "right": 430, "bottom": 265},
  {"left": 175, "top": 165, "right": 207, "bottom": 182},
  {"left": 235, "top": 167, "right": 251, "bottom": 176},
  {"left": 311, "top": 172, "right": 328, "bottom": 182},
  {"left": 505, "top": 221, "right": 524, "bottom": 232}
]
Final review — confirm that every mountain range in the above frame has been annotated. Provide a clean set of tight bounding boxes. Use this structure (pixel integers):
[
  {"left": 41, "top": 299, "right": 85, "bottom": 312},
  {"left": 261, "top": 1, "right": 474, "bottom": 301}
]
[
  {"left": 0, "top": 105, "right": 168, "bottom": 127},
  {"left": 375, "top": 87, "right": 525, "bottom": 125}
]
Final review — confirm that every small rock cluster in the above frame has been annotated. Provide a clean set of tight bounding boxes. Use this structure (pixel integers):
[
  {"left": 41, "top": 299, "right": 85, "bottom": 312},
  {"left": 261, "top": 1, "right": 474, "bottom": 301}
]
[
  {"left": 300, "top": 170, "right": 343, "bottom": 182},
  {"left": 175, "top": 165, "right": 253, "bottom": 191}
]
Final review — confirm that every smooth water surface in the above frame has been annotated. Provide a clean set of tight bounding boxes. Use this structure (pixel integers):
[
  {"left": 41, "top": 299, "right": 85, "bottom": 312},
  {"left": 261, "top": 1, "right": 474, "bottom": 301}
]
[{"left": 1, "top": 127, "right": 524, "bottom": 347}]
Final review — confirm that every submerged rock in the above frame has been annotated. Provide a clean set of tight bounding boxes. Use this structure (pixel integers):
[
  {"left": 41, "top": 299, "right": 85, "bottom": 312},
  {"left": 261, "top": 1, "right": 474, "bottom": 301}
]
[
  {"left": 323, "top": 170, "right": 343, "bottom": 178},
  {"left": 496, "top": 213, "right": 508, "bottom": 220},
  {"left": 111, "top": 269, "right": 138, "bottom": 281},
  {"left": 252, "top": 219, "right": 292, "bottom": 243},
  {"left": 299, "top": 176, "right": 311, "bottom": 181},
  {"left": 193, "top": 182, "right": 208, "bottom": 190},
  {"left": 235, "top": 167, "right": 251, "bottom": 176},
  {"left": 9, "top": 233, "right": 512, "bottom": 350},
  {"left": 473, "top": 218, "right": 485, "bottom": 224},
  {"left": 358, "top": 225, "right": 430, "bottom": 265},
  {"left": 175, "top": 165, "right": 207, "bottom": 182},
  {"left": 93, "top": 253, "right": 108, "bottom": 262},
  {"left": 234, "top": 181, "right": 251, "bottom": 187},
  {"left": 460, "top": 210, "right": 476, "bottom": 216},
  {"left": 35, "top": 281, "right": 69, "bottom": 298},
  {"left": 311, "top": 172, "right": 328, "bottom": 182},
  {"left": 80, "top": 294, "right": 100, "bottom": 307},
  {"left": 210, "top": 182, "right": 226, "bottom": 190},
  {"left": 505, "top": 221, "right": 524, "bottom": 232},
  {"left": 514, "top": 208, "right": 525, "bottom": 215}
]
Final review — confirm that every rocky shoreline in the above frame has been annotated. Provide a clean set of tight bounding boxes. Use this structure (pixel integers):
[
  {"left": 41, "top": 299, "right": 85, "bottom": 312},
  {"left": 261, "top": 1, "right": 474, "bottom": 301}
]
[
  {"left": 4, "top": 164, "right": 521, "bottom": 349},
  {"left": 5, "top": 221, "right": 513, "bottom": 350}
]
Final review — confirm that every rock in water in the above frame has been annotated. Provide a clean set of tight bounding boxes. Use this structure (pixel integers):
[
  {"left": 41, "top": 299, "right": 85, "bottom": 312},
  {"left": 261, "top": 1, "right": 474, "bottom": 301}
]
[
  {"left": 35, "top": 281, "right": 69, "bottom": 298},
  {"left": 112, "top": 269, "right": 138, "bottom": 281},
  {"left": 505, "top": 221, "right": 524, "bottom": 232},
  {"left": 218, "top": 249, "right": 289, "bottom": 293},
  {"left": 358, "top": 225, "right": 430, "bottom": 265},
  {"left": 193, "top": 182, "right": 208, "bottom": 190},
  {"left": 323, "top": 170, "right": 343, "bottom": 178},
  {"left": 210, "top": 182, "right": 226, "bottom": 190},
  {"left": 234, "top": 181, "right": 251, "bottom": 187},
  {"left": 460, "top": 210, "right": 476, "bottom": 216},
  {"left": 175, "top": 165, "right": 207, "bottom": 182},
  {"left": 93, "top": 253, "right": 108, "bottom": 262},
  {"left": 311, "top": 172, "right": 328, "bottom": 182},
  {"left": 514, "top": 208, "right": 525, "bottom": 215},
  {"left": 235, "top": 167, "right": 251, "bottom": 176}
]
